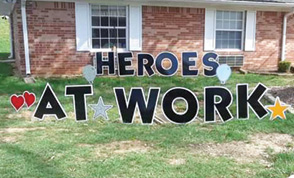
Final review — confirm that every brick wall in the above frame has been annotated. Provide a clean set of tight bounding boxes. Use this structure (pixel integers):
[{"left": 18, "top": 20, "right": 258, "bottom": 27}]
[
  {"left": 243, "top": 11, "right": 284, "bottom": 71},
  {"left": 142, "top": 7, "right": 286, "bottom": 72},
  {"left": 12, "top": 1, "right": 26, "bottom": 75},
  {"left": 25, "top": 1, "right": 93, "bottom": 76},
  {"left": 12, "top": 2, "right": 294, "bottom": 76},
  {"left": 286, "top": 14, "right": 294, "bottom": 62},
  {"left": 142, "top": 6, "right": 205, "bottom": 69}
]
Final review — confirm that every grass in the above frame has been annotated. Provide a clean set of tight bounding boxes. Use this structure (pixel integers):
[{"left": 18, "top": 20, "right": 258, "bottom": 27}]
[
  {"left": 1, "top": 18, "right": 294, "bottom": 177},
  {"left": 0, "top": 18, "right": 10, "bottom": 53},
  {"left": 0, "top": 62, "right": 294, "bottom": 177}
]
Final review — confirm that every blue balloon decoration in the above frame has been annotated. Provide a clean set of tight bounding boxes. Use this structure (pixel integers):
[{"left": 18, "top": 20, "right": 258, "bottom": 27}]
[
  {"left": 83, "top": 65, "right": 97, "bottom": 84},
  {"left": 216, "top": 64, "right": 232, "bottom": 84}
]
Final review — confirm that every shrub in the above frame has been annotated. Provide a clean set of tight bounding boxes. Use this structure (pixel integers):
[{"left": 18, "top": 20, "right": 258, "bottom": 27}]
[
  {"left": 290, "top": 65, "right": 294, "bottom": 73},
  {"left": 278, "top": 61, "right": 291, "bottom": 73}
]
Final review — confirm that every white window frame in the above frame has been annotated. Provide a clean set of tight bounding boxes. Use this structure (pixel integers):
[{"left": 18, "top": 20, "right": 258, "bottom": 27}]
[
  {"left": 89, "top": 4, "right": 129, "bottom": 52},
  {"left": 214, "top": 10, "right": 246, "bottom": 52}
]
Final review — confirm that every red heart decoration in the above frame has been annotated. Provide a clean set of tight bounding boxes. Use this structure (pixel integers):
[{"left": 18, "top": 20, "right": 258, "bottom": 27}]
[
  {"left": 23, "top": 91, "right": 36, "bottom": 108},
  {"left": 10, "top": 95, "right": 25, "bottom": 112}
]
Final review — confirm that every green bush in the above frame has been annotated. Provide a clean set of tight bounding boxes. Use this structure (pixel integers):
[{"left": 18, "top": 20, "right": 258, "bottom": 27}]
[
  {"left": 290, "top": 65, "right": 294, "bottom": 73},
  {"left": 278, "top": 61, "right": 291, "bottom": 72}
]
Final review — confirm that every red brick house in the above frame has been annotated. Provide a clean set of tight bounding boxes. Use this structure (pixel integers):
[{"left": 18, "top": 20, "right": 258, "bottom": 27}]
[{"left": 1, "top": 0, "right": 294, "bottom": 76}]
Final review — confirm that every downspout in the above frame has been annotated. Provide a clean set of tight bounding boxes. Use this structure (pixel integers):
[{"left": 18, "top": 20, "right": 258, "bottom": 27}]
[
  {"left": 21, "top": 0, "right": 31, "bottom": 75},
  {"left": 281, "top": 9, "right": 294, "bottom": 61}
]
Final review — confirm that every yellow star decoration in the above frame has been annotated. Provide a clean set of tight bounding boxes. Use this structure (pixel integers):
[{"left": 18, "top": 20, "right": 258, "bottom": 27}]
[{"left": 267, "top": 97, "right": 290, "bottom": 120}]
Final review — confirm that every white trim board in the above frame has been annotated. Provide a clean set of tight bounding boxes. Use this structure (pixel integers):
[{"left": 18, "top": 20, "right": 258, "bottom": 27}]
[{"left": 30, "top": 0, "right": 294, "bottom": 11}]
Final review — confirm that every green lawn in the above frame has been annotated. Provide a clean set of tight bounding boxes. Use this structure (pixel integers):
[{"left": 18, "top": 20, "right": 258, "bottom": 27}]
[
  {"left": 0, "top": 63, "right": 294, "bottom": 177},
  {"left": 0, "top": 18, "right": 10, "bottom": 54},
  {"left": 1, "top": 17, "right": 294, "bottom": 177}
]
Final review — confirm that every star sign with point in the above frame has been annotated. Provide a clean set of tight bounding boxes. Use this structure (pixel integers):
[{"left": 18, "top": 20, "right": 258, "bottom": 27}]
[
  {"left": 267, "top": 97, "right": 290, "bottom": 120},
  {"left": 89, "top": 97, "right": 113, "bottom": 120}
]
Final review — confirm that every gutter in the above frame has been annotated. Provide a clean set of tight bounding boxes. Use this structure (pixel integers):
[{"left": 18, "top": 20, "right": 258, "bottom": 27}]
[
  {"left": 32, "top": 0, "right": 294, "bottom": 9},
  {"left": 21, "top": 0, "right": 31, "bottom": 75},
  {"left": 281, "top": 9, "right": 294, "bottom": 61}
]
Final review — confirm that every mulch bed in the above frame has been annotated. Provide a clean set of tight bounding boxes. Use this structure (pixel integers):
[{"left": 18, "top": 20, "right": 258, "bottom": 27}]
[{"left": 269, "top": 87, "right": 294, "bottom": 106}]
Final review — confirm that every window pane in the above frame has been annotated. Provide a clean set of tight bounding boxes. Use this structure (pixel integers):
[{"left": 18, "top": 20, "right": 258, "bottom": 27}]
[
  {"left": 236, "top": 40, "right": 242, "bottom": 49},
  {"left": 110, "top": 17, "right": 118, "bottom": 26},
  {"left": 92, "top": 29, "right": 100, "bottom": 38},
  {"left": 119, "top": 17, "right": 126, "bottom": 27},
  {"left": 216, "top": 20, "right": 223, "bottom": 29},
  {"left": 216, "top": 31, "right": 222, "bottom": 39},
  {"left": 216, "top": 11, "right": 223, "bottom": 20},
  {"left": 230, "top": 12, "right": 237, "bottom": 20},
  {"left": 101, "top": 39, "right": 110, "bottom": 48},
  {"left": 224, "top": 11, "right": 230, "bottom": 19},
  {"left": 236, "top": 31, "right": 242, "bottom": 39},
  {"left": 216, "top": 39, "right": 222, "bottom": 49},
  {"left": 109, "top": 29, "right": 117, "bottom": 38},
  {"left": 237, "top": 21, "right": 243, "bottom": 29},
  {"left": 216, "top": 31, "right": 242, "bottom": 49},
  {"left": 109, "top": 6, "right": 117, "bottom": 16},
  {"left": 101, "top": 5, "right": 109, "bottom": 16},
  {"left": 92, "top": 6, "right": 100, "bottom": 16},
  {"left": 118, "top": 39, "right": 126, "bottom": 48},
  {"left": 230, "top": 21, "right": 236, "bottom": 29},
  {"left": 223, "top": 20, "right": 230, "bottom": 29},
  {"left": 236, "top": 12, "right": 243, "bottom": 20},
  {"left": 101, "top": 29, "right": 109, "bottom": 38},
  {"left": 223, "top": 40, "right": 229, "bottom": 48},
  {"left": 92, "top": 17, "right": 100, "bottom": 26},
  {"left": 110, "top": 39, "right": 117, "bottom": 48},
  {"left": 229, "top": 31, "right": 236, "bottom": 39},
  {"left": 101, "top": 17, "right": 109, "bottom": 26},
  {"left": 118, "top": 6, "right": 126, "bottom": 16},
  {"left": 229, "top": 40, "right": 236, "bottom": 48},
  {"left": 223, "top": 31, "right": 229, "bottom": 39},
  {"left": 118, "top": 29, "right": 126, "bottom": 38},
  {"left": 92, "top": 39, "right": 100, "bottom": 49}
]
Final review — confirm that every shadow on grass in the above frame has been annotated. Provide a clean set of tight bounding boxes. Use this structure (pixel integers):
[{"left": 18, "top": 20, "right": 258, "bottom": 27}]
[
  {"left": 0, "top": 144, "right": 67, "bottom": 177},
  {"left": 0, "top": 53, "right": 10, "bottom": 60},
  {"left": 0, "top": 63, "right": 13, "bottom": 76}
]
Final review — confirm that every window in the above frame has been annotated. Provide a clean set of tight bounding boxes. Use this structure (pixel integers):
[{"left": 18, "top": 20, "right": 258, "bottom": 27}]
[
  {"left": 219, "top": 56, "right": 244, "bottom": 67},
  {"left": 215, "top": 11, "right": 244, "bottom": 50},
  {"left": 91, "top": 5, "right": 128, "bottom": 50}
]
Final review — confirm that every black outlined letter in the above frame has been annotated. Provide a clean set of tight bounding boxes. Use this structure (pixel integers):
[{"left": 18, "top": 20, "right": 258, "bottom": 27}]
[
  {"left": 182, "top": 52, "right": 198, "bottom": 76},
  {"left": 114, "top": 87, "right": 160, "bottom": 124},
  {"left": 96, "top": 52, "right": 115, "bottom": 75},
  {"left": 162, "top": 87, "right": 199, "bottom": 124},
  {"left": 138, "top": 53, "right": 155, "bottom": 76},
  {"left": 202, "top": 53, "right": 219, "bottom": 77},
  {"left": 65, "top": 85, "right": 93, "bottom": 121},
  {"left": 118, "top": 52, "right": 135, "bottom": 76},
  {"left": 237, "top": 83, "right": 268, "bottom": 119},
  {"left": 204, "top": 87, "right": 233, "bottom": 123},
  {"left": 34, "top": 83, "right": 67, "bottom": 120},
  {"left": 155, "top": 52, "right": 178, "bottom": 76}
]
